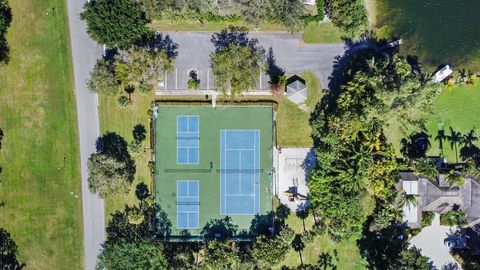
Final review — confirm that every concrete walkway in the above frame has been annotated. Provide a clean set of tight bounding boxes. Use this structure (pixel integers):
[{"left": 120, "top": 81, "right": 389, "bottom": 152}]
[
  {"left": 66, "top": 0, "right": 105, "bottom": 269},
  {"left": 410, "top": 214, "right": 459, "bottom": 269}
]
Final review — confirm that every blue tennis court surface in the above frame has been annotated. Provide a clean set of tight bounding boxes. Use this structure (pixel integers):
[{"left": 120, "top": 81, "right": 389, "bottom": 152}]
[
  {"left": 220, "top": 130, "right": 260, "bottom": 215},
  {"left": 177, "top": 115, "right": 199, "bottom": 164},
  {"left": 177, "top": 180, "right": 199, "bottom": 229}
]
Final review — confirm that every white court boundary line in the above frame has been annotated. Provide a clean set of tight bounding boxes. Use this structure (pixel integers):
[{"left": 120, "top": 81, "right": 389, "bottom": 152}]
[
  {"left": 176, "top": 180, "right": 200, "bottom": 229},
  {"left": 220, "top": 130, "right": 261, "bottom": 216},
  {"left": 176, "top": 115, "right": 200, "bottom": 165}
]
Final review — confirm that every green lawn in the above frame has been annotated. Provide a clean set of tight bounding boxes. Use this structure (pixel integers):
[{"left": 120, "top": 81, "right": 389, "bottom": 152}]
[
  {"left": 99, "top": 94, "right": 154, "bottom": 218},
  {"left": 150, "top": 20, "right": 342, "bottom": 44},
  {"left": 276, "top": 71, "right": 323, "bottom": 147},
  {"left": 387, "top": 84, "right": 480, "bottom": 161},
  {"left": 277, "top": 199, "right": 367, "bottom": 269},
  {"left": 0, "top": 1, "right": 83, "bottom": 269}
]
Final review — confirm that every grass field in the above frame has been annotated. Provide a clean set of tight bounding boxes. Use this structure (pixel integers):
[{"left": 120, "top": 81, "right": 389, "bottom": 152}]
[
  {"left": 277, "top": 199, "right": 367, "bottom": 269},
  {"left": 150, "top": 20, "right": 343, "bottom": 44},
  {"left": 99, "top": 94, "right": 154, "bottom": 219},
  {"left": 0, "top": 1, "right": 83, "bottom": 269},
  {"left": 387, "top": 84, "right": 480, "bottom": 161},
  {"left": 276, "top": 71, "right": 323, "bottom": 147},
  {"left": 155, "top": 106, "right": 273, "bottom": 235}
]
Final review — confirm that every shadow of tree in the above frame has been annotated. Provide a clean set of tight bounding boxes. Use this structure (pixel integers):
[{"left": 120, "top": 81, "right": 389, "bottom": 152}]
[
  {"left": 0, "top": 2, "right": 12, "bottom": 65},
  {"left": 136, "top": 32, "right": 179, "bottom": 59},
  {"left": 132, "top": 124, "right": 147, "bottom": 143},
  {"left": 163, "top": 240, "right": 201, "bottom": 269},
  {"left": 400, "top": 131, "right": 431, "bottom": 159},
  {"left": 357, "top": 218, "right": 411, "bottom": 270},
  {"left": 295, "top": 207, "right": 309, "bottom": 233},
  {"left": 275, "top": 203, "right": 291, "bottom": 231},
  {"left": 153, "top": 204, "right": 172, "bottom": 240},
  {"left": 266, "top": 47, "right": 285, "bottom": 85},
  {"left": 0, "top": 228, "right": 25, "bottom": 269},
  {"left": 106, "top": 205, "right": 153, "bottom": 244},
  {"left": 135, "top": 182, "right": 149, "bottom": 201},
  {"left": 201, "top": 216, "right": 238, "bottom": 240},
  {"left": 210, "top": 26, "right": 264, "bottom": 54},
  {"left": 96, "top": 132, "right": 130, "bottom": 161},
  {"left": 250, "top": 211, "right": 275, "bottom": 237},
  {"left": 95, "top": 132, "right": 136, "bottom": 181},
  {"left": 151, "top": 33, "right": 179, "bottom": 59},
  {"left": 292, "top": 234, "right": 305, "bottom": 265}
]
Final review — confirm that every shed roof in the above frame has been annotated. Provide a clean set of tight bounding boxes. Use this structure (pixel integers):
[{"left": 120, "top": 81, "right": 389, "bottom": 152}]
[{"left": 287, "top": 80, "right": 307, "bottom": 94}]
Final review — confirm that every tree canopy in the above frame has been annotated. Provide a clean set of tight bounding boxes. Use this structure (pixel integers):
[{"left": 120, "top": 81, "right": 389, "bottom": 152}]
[
  {"left": 115, "top": 46, "right": 173, "bottom": 93},
  {"left": 308, "top": 44, "right": 441, "bottom": 241},
  {"left": 81, "top": 0, "right": 149, "bottom": 49},
  {"left": 139, "top": 0, "right": 307, "bottom": 31},
  {"left": 324, "top": 0, "right": 367, "bottom": 37},
  {"left": 210, "top": 27, "right": 265, "bottom": 96},
  {"left": 270, "top": 0, "right": 308, "bottom": 31},
  {"left": 252, "top": 227, "right": 294, "bottom": 267},
  {"left": 96, "top": 240, "right": 168, "bottom": 270},
  {"left": 201, "top": 240, "right": 241, "bottom": 270},
  {"left": 87, "top": 59, "right": 119, "bottom": 95},
  {"left": 87, "top": 132, "right": 135, "bottom": 198}
]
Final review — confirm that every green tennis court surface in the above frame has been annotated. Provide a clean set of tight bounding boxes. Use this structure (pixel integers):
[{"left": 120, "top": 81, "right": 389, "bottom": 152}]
[{"left": 154, "top": 106, "right": 274, "bottom": 237}]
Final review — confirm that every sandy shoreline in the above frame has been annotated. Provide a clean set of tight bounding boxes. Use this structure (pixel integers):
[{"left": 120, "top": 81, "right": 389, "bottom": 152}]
[{"left": 364, "top": 0, "right": 377, "bottom": 28}]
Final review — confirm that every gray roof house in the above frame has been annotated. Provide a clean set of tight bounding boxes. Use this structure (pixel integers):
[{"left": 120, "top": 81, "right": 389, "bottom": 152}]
[
  {"left": 286, "top": 76, "right": 308, "bottom": 105},
  {"left": 398, "top": 171, "right": 480, "bottom": 228}
]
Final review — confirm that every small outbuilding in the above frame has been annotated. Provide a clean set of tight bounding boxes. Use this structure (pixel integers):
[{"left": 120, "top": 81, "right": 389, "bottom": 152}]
[{"left": 286, "top": 76, "right": 308, "bottom": 105}]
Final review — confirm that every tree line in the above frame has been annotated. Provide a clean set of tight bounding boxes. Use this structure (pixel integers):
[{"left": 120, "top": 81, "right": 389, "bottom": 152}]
[
  {"left": 95, "top": 187, "right": 340, "bottom": 269},
  {"left": 307, "top": 35, "right": 441, "bottom": 268},
  {"left": 82, "top": 0, "right": 368, "bottom": 50}
]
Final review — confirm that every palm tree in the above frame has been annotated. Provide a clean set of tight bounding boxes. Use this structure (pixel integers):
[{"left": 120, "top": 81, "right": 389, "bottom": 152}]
[
  {"left": 362, "top": 131, "right": 382, "bottom": 152},
  {"left": 336, "top": 160, "right": 365, "bottom": 193},
  {"left": 445, "top": 170, "right": 466, "bottom": 187},
  {"left": 349, "top": 144, "right": 371, "bottom": 169},
  {"left": 435, "top": 128, "right": 446, "bottom": 156},
  {"left": 397, "top": 190, "right": 419, "bottom": 208},
  {"left": 463, "top": 129, "right": 478, "bottom": 147},
  {"left": 447, "top": 127, "right": 463, "bottom": 163}
]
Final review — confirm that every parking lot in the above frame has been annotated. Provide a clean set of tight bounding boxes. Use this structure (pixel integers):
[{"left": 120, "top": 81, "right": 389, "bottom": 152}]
[{"left": 159, "top": 32, "right": 344, "bottom": 91}]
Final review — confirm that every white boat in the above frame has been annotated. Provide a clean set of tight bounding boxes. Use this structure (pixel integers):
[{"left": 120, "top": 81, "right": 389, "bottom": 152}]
[{"left": 432, "top": 65, "right": 453, "bottom": 82}]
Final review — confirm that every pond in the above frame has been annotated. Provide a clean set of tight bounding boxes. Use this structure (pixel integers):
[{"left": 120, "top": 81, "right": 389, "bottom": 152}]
[{"left": 375, "top": 0, "right": 480, "bottom": 69}]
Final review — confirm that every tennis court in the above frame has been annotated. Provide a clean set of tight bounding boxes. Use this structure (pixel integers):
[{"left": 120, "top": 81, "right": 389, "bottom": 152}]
[
  {"left": 177, "top": 115, "right": 199, "bottom": 164},
  {"left": 220, "top": 130, "right": 260, "bottom": 215},
  {"left": 177, "top": 180, "right": 199, "bottom": 229},
  {"left": 154, "top": 106, "right": 273, "bottom": 237}
]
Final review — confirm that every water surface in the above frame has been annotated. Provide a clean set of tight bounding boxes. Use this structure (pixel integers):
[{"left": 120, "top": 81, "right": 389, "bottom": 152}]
[{"left": 376, "top": 0, "right": 480, "bottom": 68}]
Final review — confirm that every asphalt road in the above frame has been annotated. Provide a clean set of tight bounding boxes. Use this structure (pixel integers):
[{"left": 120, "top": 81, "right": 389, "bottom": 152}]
[
  {"left": 66, "top": 1, "right": 105, "bottom": 269},
  {"left": 160, "top": 32, "right": 344, "bottom": 91}
]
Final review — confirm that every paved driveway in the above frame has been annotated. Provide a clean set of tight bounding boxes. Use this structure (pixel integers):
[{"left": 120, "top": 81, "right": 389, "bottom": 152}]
[
  {"left": 410, "top": 214, "right": 459, "bottom": 269},
  {"left": 66, "top": 0, "right": 105, "bottom": 269},
  {"left": 160, "top": 32, "right": 344, "bottom": 91}
]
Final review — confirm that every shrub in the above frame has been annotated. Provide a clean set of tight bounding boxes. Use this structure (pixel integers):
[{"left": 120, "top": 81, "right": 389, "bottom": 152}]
[
  {"left": 421, "top": 211, "right": 435, "bottom": 227},
  {"left": 440, "top": 209, "right": 468, "bottom": 227},
  {"left": 187, "top": 78, "right": 200, "bottom": 90},
  {"left": 117, "top": 95, "right": 130, "bottom": 107},
  {"left": 138, "top": 81, "right": 153, "bottom": 94}
]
